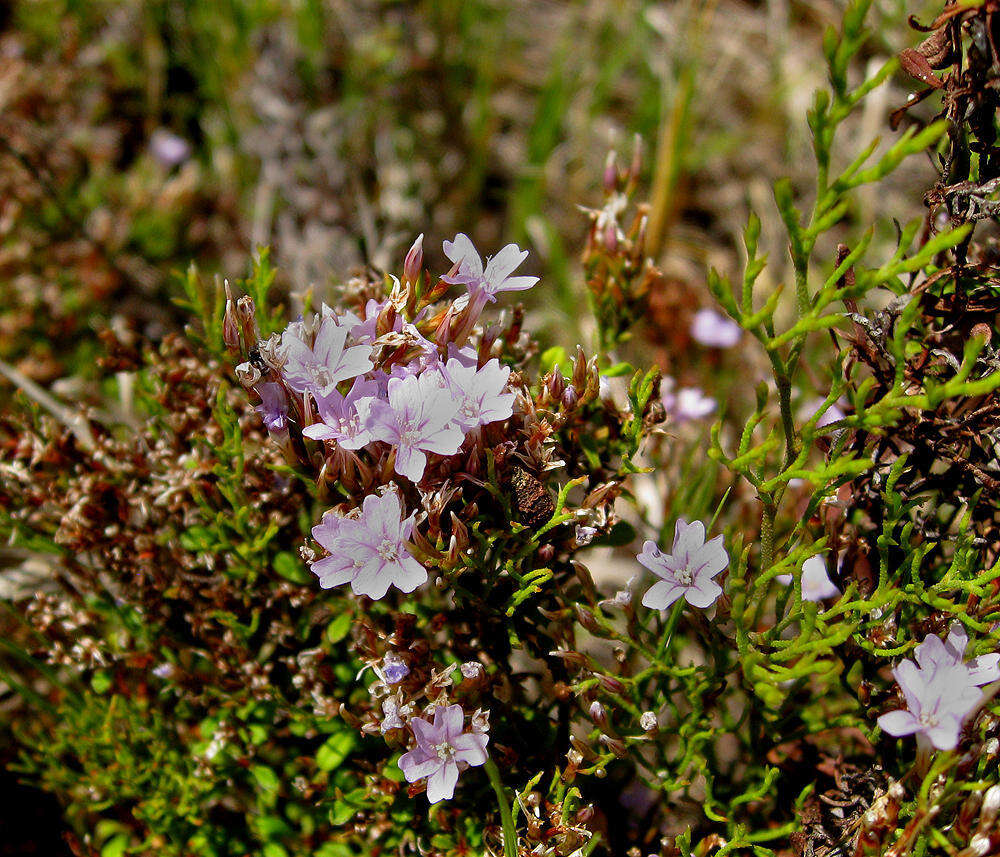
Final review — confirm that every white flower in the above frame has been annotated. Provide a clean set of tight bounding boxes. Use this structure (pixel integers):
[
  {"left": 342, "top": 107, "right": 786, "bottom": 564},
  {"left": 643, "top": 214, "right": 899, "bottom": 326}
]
[
  {"left": 638, "top": 519, "right": 728, "bottom": 610},
  {"left": 776, "top": 555, "right": 840, "bottom": 602}
]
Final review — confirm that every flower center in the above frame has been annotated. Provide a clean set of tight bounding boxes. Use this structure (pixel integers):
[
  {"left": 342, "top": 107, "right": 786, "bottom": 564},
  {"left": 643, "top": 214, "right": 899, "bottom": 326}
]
[
  {"left": 310, "top": 364, "right": 332, "bottom": 388},
  {"left": 674, "top": 566, "right": 693, "bottom": 586},
  {"left": 434, "top": 742, "right": 456, "bottom": 762},
  {"left": 378, "top": 538, "right": 399, "bottom": 563},
  {"left": 399, "top": 421, "right": 420, "bottom": 447},
  {"left": 918, "top": 711, "right": 940, "bottom": 729}
]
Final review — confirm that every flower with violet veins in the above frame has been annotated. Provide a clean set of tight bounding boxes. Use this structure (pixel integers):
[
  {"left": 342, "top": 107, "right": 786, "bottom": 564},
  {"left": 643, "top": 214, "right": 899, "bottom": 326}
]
[
  {"left": 309, "top": 489, "right": 426, "bottom": 599},
  {"left": 442, "top": 233, "right": 539, "bottom": 300},
  {"left": 638, "top": 519, "right": 728, "bottom": 610},
  {"left": 398, "top": 704, "right": 489, "bottom": 803},
  {"left": 361, "top": 371, "right": 466, "bottom": 483},
  {"left": 280, "top": 313, "right": 374, "bottom": 397},
  {"left": 441, "top": 357, "right": 516, "bottom": 431},
  {"left": 254, "top": 382, "right": 288, "bottom": 432},
  {"left": 690, "top": 308, "right": 741, "bottom": 348},
  {"left": 661, "top": 377, "right": 716, "bottom": 422},
  {"left": 775, "top": 555, "right": 840, "bottom": 602}
]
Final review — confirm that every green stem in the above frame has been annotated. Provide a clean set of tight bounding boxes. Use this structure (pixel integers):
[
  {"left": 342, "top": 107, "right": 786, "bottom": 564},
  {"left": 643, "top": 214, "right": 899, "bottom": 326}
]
[
  {"left": 483, "top": 758, "right": 518, "bottom": 857},
  {"left": 654, "top": 599, "right": 686, "bottom": 664}
]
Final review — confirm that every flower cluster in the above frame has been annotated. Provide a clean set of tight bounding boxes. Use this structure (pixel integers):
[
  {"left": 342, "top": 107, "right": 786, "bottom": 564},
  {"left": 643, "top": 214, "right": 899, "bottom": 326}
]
[{"left": 878, "top": 623, "right": 1000, "bottom": 750}]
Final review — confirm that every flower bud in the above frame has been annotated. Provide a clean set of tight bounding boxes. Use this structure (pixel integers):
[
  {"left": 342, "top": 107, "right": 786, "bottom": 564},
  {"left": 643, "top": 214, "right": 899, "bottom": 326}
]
[
  {"left": 597, "top": 674, "right": 627, "bottom": 695},
  {"left": 640, "top": 711, "right": 658, "bottom": 733},
  {"left": 603, "top": 150, "right": 617, "bottom": 192},
  {"left": 575, "top": 604, "right": 603, "bottom": 635},
  {"left": 403, "top": 233, "right": 424, "bottom": 285},
  {"left": 235, "top": 295, "right": 260, "bottom": 344},
  {"left": 575, "top": 805, "right": 595, "bottom": 824},
  {"left": 562, "top": 385, "right": 578, "bottom": 409},
  {"left": 599, "top": 735, "right": 627, "bottom": 757},
  {"left": 547, "top": 371, "right": 565, "bottom": 401},
  {"left": 588, "top": 700, "right": 607, "bottom": 727},
  {"left": 222, "top": 280, "right": 239, "bottom": 350}
]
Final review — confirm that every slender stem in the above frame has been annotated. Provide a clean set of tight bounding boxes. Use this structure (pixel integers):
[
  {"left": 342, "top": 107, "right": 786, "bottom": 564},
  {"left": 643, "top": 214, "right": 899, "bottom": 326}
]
[
  {"left": 483, "top": 758, "right": 518, "bottom": 857},
  {"left": 654, "top": 599, "right": 686, "bottom": 664}
]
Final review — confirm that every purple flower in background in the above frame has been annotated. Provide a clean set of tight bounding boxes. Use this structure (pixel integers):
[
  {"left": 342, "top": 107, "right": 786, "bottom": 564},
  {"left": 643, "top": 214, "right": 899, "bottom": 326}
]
[
  {"left": 254, "top": 382, "right": 288, "bottom": 432},
  {"left": 303, "top": 376, "right": 380, "bottom": 449},
  {"left": 398, "top": 704, "right": 489, "bottom": 803},
  {"left": 362, "top": 371, "right": 466, "bottom": 482},
  {"left": 382, "top": 653, "right": 410, "bottom": 684},
  {"left": 280, "top": 314, "right": 374, "bottom": 397},
  {"left": 149, "top": 128, "right": 191, "bottom": 168},
  {"left": 309, "top": 490, "right": 427, "bottom": 599},
  {"left": 877, "top": 660, "right": 982, "bottom": 751},
  {"left": 690, "top": 308, "right": 741, "bottom": 348},
  {"left": 441, "top": 357, "right": 516, "bottom": 431},
  {"left": 442, "top": 233, "right": 539, "bottom": 301},
  {"left": 803, "top": 398, "right": 847, "bottom": 428},
  {"left": 661, "top": 378, "right": 716, "bottom": 422},
  {"left": 776, "top": 555, "right": 840, "bottom": 602},
  {"left": 638, "top": 519, "right": 728, "bottom": 610}
]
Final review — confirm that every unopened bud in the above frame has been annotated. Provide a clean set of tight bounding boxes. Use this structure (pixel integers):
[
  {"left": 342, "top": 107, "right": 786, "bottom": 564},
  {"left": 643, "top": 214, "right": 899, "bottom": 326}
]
[
  {"left": 640, "top": 711, "right": 658, "bottom": 732},
  {"left": 597, "top": 674, "right": 627, "bottom": 695},
  {"left": 603, "top": 151, "right": 617, "bottom": 192},
  {"left": 603, "top": 221, "right": 618, "bottom": 253},
  {"left": 588, "top": 700, "right": 607, "bottom": 726},
  {"left": 982, "top": 784, "right": 1000, "bottom": 824},
  {"left": 538, "top": 543, "right": 555, "bottom": 563},
  {"left": 222, "top": 280, "right": 239, "bottom": 349},
  {"left": 575, "top": 805, "right": 595, "bottom": 824},
  {"left": 403, "top": 233, "right": 424, "bottom": 285},
  {"left": 562, "top": 385, "right": 578, "bottom": 409},
  {"left": 575, "top": 604, "right": 603, "bottom": 635},
  {"left": 235, "top": 295, "right": 260, "bottom": 344},
  {"left": 547, "top": 371, "right": 565, "bottom": 401},
  {"left": 599, "top": 735, "right": 627, "bottom": 757}
]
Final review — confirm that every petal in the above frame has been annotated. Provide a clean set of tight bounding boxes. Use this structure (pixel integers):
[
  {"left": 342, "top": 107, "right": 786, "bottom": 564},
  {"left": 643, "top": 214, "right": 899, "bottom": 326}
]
[
  {"left": 924, "top": 718, "right": 961, "bottom": 751},
  {"left": 399, "top": 750, "right": 440, "bottom": 783},
  {"left": 452, "top": 733, "right": 489, "bottom": 766},
  {"left": 309, "top": 556, "right": 355, "bottom": 589},
  {"left": 969, "top": 653, "right": 1000, "bottom": 685},
  {"left": 350, "top": 558, "right": 392, "bottom": 600},
  {"left": 945, "top": 622, "right": 969, "bottom": 660},
  {"left": 877, "top": 709, "right": 919, "bottom": 737},
  {"left": 394, "top": 446, "right": 427, "bottom": 483},
  {"left": 893, "top": 660, "right": 925, "bottom": 712},
  {"left": 425, "top": 761, "right": 459, "bottom": 804},
  {"left": 492, "top": 274, "right": 538, "bottom": 292},
  {"left": 691, "top": 537, "right": 728, "bottom": 578},
  {"left": 411, "top": 717, "right": 443, "bottom": 753},
  {"left": 443, "top": 234, "right": 483, "bottom": 276},
  {"left": 672, "top": 519, "right": 706, "bottom": 564},
  {"left": 435, "top": 704, "right": 465, "bottom": 739},
  {"left": 774, "top": 574, "right": 793, "bottom": 586},
  {"left": 684, "top": 578, "right": 722, "bottom": 609},
  {"left": 393, "top": 555, "right": 428, "bottom": 593},
  {"left": 483, "top": 244, "right": 528, "bottom": 284},
  {"left": 641, "top": 580, "right": 684, "bottom": 610}
]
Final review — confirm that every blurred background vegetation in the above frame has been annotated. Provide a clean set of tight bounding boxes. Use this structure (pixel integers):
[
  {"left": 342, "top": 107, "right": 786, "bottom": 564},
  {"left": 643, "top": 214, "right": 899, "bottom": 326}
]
[{"left": 0, "top": 0, "right": 947, "bottom": 853}]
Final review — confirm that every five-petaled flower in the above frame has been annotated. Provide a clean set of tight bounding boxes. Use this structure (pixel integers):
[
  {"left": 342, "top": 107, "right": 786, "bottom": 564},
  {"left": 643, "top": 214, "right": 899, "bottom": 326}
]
[
  {"left": 280, "top": 313, "right": 374, "bottom": 397},
  {"left": 877, "top": 624, "right": 999, "bottom": 751},
  {"left": 442, "top": 233, "right": 538, "bottom": 301},
  {"left": 309, "top": 490, "right": 427, "bottom": 599},
  {"left": 361, "top": 371, "right": 466, "bottom": 482},
  {"left": 638, "top": 519, "right": 728, "bottom": 610},
  {"left": 776, "top": 555, "right": 840, "bottom": 602},
  {"left": 441, "top": 357, "right": 516, "bottom": 431},
  {"left": 398, "top": 704, "right": 489, "bottom": 803}
]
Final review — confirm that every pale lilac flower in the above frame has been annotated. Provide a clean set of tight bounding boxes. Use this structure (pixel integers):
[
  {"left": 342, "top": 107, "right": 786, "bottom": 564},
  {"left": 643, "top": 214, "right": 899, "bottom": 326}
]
[
  {"left": 254, "top": 382, "right": 288, "bottom": 432},
  {"left": 690, "top": 308, "right": 741, "bottom": 348},
  {"left": 380, "top": 697, "right": 405, "bottom": 733},
  {"left": 382, "top": 653, "right": 410, "bottom": 684},
  {"left": 803, "top": 398, "right": 847, "bottom": 428},
  {"left": 398, "top": 704, "right": 489, "bottom": 803},
  {"left": 309, "top": 490, "right": 427, "bottom": 599},
  {"left": 441, "top": 357, "right": 516, "bottom": 431},
  {"left": 362, "top": 372, "right": 466, "bottom": 482},
  {"left": 149, "top": 128, "right": 191, "bottom": 167},
  {"left": 776, "top": 555, "right": 840, "bottom": 602},
  {"left": 638, "top": 519, "right": 728, "bottom": 610},
  {"left": 877, "top": 660, "right": 982, "bottom": 751},
  {"left": 280, "top": 314, "right": 374, "bottom": 397},
  {"left": 303, "top": 376, "right": 380, "bottom": 449},
  {"left": 442, "top": 233, "right": 539, "bottom": 300},
  {"left": 914, "top": 623, "right": 1000, "bottom": 687},
  {"left": 661, "top": 377, "right": 716, "bottom": 422}
]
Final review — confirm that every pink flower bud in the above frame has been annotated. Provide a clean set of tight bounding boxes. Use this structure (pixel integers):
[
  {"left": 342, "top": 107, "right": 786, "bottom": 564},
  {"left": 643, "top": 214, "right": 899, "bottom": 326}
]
[
  {"left": 603, "top": 151, "right": 617, "bottom": 192},
  {"left": 403, "top": 233, "right": 424, "bottom": 285}
]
